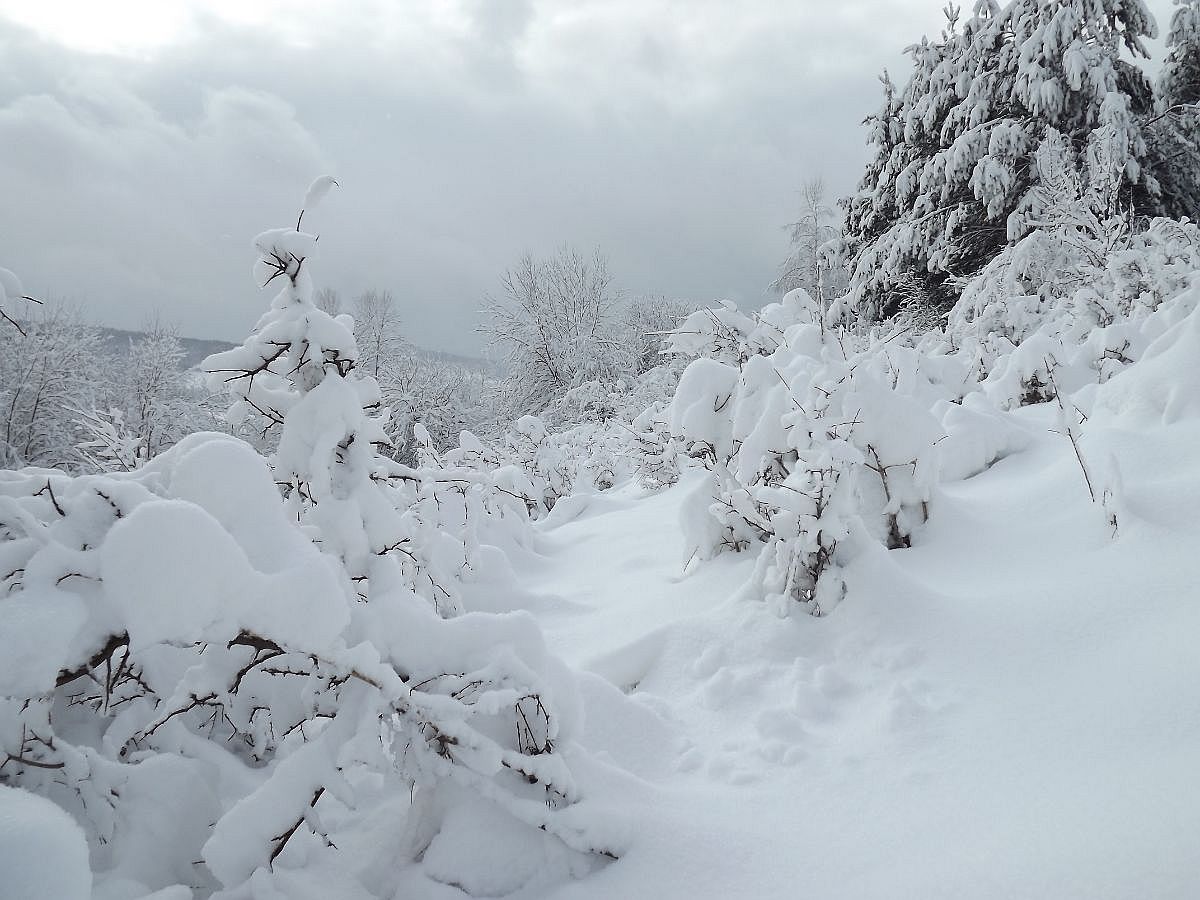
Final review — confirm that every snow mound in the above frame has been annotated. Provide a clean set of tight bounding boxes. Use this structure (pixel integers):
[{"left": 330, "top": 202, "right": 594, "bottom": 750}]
[{"left": 0, "top": 785, "right": 92, "bottom": 900}]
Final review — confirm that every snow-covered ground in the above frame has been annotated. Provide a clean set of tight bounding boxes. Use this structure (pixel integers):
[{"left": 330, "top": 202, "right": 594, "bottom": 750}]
[{"left": 430, "top": 407, "right": 1200, "bottom": 899}]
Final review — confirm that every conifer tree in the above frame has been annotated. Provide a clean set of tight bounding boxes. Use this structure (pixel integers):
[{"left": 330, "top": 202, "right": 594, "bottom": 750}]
[
  {"left": 1145, "top": 0, "right": 1200, "bottom": 219},
  {"left": 1161, "top": 0, "right": 1200, "bottom": 108},
  {"left": 842, "top": 0, "right": 1161, "bottom": 322}
]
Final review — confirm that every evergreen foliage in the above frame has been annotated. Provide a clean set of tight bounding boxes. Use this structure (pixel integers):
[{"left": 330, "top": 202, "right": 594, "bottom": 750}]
[{"left": 842, "top": 0, "right": 1163, "bottom": 322}]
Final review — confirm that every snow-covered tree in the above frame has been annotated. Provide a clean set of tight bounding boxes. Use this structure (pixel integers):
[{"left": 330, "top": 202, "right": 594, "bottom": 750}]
[
  {"left": 353, "top": 288, "right": 405, "bottom": 380},
  {"left": 1161, "top": 0, "right": 1200, "bottom": 108},
  {"left": 314, "top": 285, "right": 343, "bottom": 316},
  {"left": 481, "top": 247, "right": 625, "bottom": 419},
  {"left": 770, "top": 178, "right": 849, "bottom": 306},
  {"left": 0, "top": 306, "right": 109, "bottom": 470},
  {"left": 1144, "top": 0, "right": 1200, "bottom": 220},
  {"left": 842, "top": 0, "right": 1161, "bottom": 322},
  {"left": 72, "top": 342, "right": 204, "bottom": 474},
  {"left": 377, "top": 353, "right": 487, "bottom": 466},
  {"left": 618, "top": 295, "right": 697, "bottom": 377},
  {"left": 76, "top": 320, "right": 206, "bottom": 470}
]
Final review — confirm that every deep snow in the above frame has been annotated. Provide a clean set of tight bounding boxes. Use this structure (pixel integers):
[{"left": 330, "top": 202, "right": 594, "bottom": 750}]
[
  {"left": 8, "top": 305, "right": 1200, "bottom": 898},
  {"left": 5, "top": 388, "right": 1199, "bottom": 899},
  {"left": 463, "top": 410, "right": 1200, "bottom": 899}
]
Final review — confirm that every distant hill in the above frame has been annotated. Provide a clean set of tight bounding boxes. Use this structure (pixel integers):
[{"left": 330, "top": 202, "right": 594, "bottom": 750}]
[
  {"left": 97, "top": 325, "right": 493, "bottom": 374},
  {"left": 97, "top": 327, "right": 236, "bottom": 370}
]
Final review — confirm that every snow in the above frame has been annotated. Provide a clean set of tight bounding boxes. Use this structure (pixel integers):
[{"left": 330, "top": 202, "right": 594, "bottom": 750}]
[
  {"left": 302, "top": 176, "right": 339, "bottom": 214},
  {"left": 0, "top": 586, "right": 87, "bottom": 696},
  {"left": 99, "top": 495, "right": 348, "bottom": 654},
  {"left": 8, "top": 306, "right": 1199, "bottom": 900},
  {"left": 502, "top": 407, "right": 1200, "bottom": 899},
  {"left": 0, "top": 265, "right": 22, "bottom": 305},
  {"left": 1091, "top": 292, "right": 1200, "bottom": 425},
  {"left": 0, "top": 785, "right": 92, "bottom": 900}
]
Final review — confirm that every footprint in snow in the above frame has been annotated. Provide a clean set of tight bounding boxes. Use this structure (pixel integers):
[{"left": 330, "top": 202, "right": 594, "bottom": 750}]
[
  {"left": 699, "top": 666, "right": 742, "bottom": 709},
  {"left": 706, "top": 753, "right": 760, "bottom": 785},
  {"left": 691, "top": 644, "right": 725, "bottom": 679},
  {"left": 675, "top": 746, "right": 705, "bottom": 773}
]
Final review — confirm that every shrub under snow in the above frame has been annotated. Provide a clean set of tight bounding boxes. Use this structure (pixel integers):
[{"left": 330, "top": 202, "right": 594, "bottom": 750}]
[
  {"left": 667, "top": 160, "right": 1200, "bottom": 618},
  {"left": 0, "top": 184, "right": 625, "bottom": 898},
  {"left": 667, "top": 291, "right": 950, "bottom": 615}
]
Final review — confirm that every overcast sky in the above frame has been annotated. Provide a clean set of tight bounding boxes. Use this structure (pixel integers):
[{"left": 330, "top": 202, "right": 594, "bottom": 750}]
[{"left": 0, "top": 1, "right": 1179, "bottom": 355}]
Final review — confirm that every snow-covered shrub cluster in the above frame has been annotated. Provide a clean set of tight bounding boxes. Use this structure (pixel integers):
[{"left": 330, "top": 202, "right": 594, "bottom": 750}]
[
  {"left": 0, "top": 436, "right": 619, "bottom": 897},
  {"left": 667, "top": 291, "right": 951, "bottom": 616},
  {"left": 668, "top": 139, "right": 1200, "bottom": 619},
  {"left": 424, "top": 418, "right": 608, "bottom": 519},
  {"left": 941, "top": 162, "right": 1200, "bottom": 410},
  {"left": 0, "top": 184, "right": 623, "bottom": 898},
  {"left": 423, "top": 362, "right": 686, "bottom": 519}
]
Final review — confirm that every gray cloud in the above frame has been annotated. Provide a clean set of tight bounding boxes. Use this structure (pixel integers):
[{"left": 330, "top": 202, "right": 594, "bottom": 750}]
[{"left": 0, "top": 1, "right": 1179, "bottom": 355}]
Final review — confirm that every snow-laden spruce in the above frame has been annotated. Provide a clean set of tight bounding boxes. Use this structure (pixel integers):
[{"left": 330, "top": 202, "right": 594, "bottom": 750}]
[
  {"left": 939, "top": 134, "right": 1200, "bottom": 409},
  {"left": 0, "top": 182, "right": 626, "bottom": 898},
  {"left": 1148, "top": 0, "right": 1200, "bottom": 216},
  {"left": 840, "top": 0, "right": 1168, "bottom": 321}
]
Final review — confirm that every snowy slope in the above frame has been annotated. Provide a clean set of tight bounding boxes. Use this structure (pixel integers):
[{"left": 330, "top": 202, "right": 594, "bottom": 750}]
[{"left": 496, "top": 407, "right": 1200, "bottom": 898}]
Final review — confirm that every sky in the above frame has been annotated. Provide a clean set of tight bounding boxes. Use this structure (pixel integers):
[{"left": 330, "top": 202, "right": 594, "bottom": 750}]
[{"left": 0, "top": 0, "right": 1181, "bottom": 355}]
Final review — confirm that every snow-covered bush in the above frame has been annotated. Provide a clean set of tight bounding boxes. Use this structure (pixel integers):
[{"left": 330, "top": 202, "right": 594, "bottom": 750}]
[
  {"left": 940, "top": 130, "right": 1200, "bottom": 409},
  {"left": 666, "top": 298, "right": 791, "bottom": 367},
  {"left": 1, "top": 182, "right": 623, "bottom": 897},
  {"left": 668, "top": 290, "right": 945, "bottom": 616},
  {"left": 0, "top": 437, "right": 619, "bottom": 897}
]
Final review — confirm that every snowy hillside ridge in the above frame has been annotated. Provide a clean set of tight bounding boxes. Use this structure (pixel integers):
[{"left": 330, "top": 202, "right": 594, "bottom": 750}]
[
  {"left": 663, "top": 201, "right": 1200, "bottom": 620},
  {"left": 505, "top": 370, "right": 1200, "bottom": 900}
]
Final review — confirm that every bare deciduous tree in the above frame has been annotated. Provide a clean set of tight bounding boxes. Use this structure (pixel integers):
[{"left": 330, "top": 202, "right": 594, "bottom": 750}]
[
  {"left": 353, "top": 288, "right": 404, "bottom": 379},
  {"left": 770, "top": 178, "right": 848, "bottom": 304},
  {"left": 480, "top": 246, "right": 623, "bottom": 418},
  {"left": 314, "top": 286, "right": 343, "bottom": 316}
]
